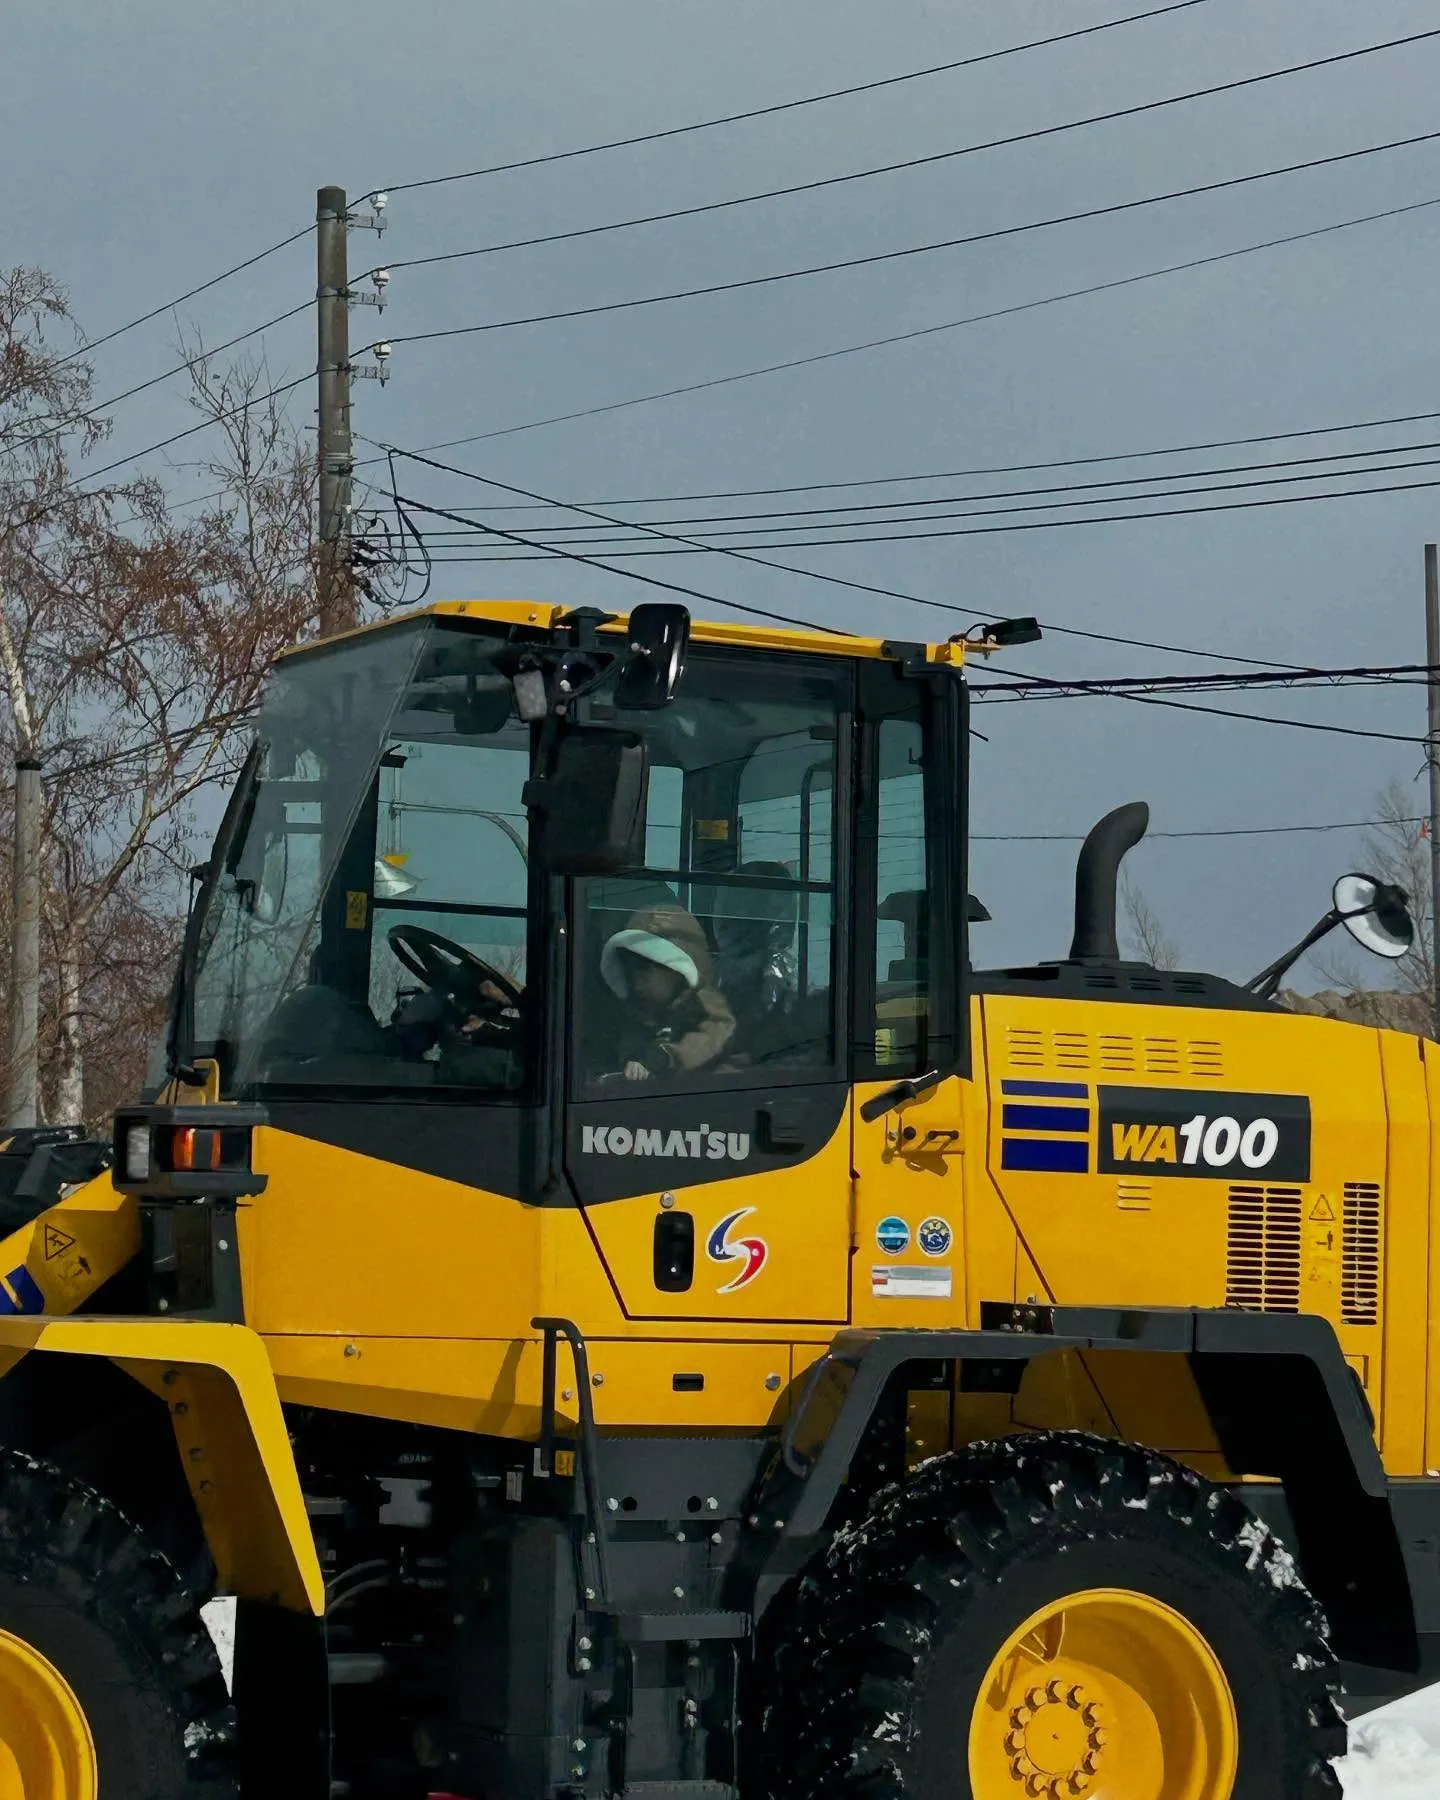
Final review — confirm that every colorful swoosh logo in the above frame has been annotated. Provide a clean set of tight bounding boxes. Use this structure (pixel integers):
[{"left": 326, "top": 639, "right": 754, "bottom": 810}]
[{"left": 707, "top": 1207, "right": 768, "bottom": 1294}]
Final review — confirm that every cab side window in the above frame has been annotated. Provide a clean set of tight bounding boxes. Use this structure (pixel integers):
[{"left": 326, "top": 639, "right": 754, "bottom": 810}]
[
  {"left": 574, "top": 654, "right": 847, "bottom": 1093},
  {"left": 865, "top": 712, "right": 933, "bottom": 1074}
]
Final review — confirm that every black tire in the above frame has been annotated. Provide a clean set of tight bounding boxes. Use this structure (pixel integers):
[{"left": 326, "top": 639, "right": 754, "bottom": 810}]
[
  {"left": 0, "top": 1446, "right": 236, "bottom": 1798},
  {"left": 759, "top": 1432, "right": 1345, "bottom": 1800}
]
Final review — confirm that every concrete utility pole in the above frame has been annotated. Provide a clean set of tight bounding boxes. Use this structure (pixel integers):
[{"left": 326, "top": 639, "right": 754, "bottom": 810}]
[
  {"left": 316, "top": 184, "right": 357, "bottom": 638},
  {"left": 1426, "top": 544, "right": 1440, "bottom": 1043},
  {"left": 8, "top": 757, "right": 41, "bottom": 1126}
]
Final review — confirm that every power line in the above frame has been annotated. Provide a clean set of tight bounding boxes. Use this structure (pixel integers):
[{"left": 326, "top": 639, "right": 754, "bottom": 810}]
[
  {"left": 971, "top": 662, "right": 1435, "bottom": 698},
  {"left": 63, "top": 371, "right": 311, "bottom": 494},
  {"left": 386, "top": 418, "right": 1440, "bottom": 513},
  {"left": 400, "top": 478, "right": 1417, "bottom": 744},
  {"left": 380, "top": 443, "right": 1304, "bottom": 673},
  {"left": 377, "top": 60, "right": 1440, "bottom": 281},
  {"left": 11, "top": 302, "right": 311, "bottom": 457},
  {"left": 51, "top": 226, "right": 310, "bottom": 369},
  {"left": 412, "top": 434, "right": 1440, "bottom": 532},
  {"left": 415, "top": 441, "right": 1440, "bottom": 550},
  {"left": 975, "top": 815, "right": 1425, "bottom": 841},
  {"left": 362, "top": 194, "right": 1440, "bottom": 459},
  {"left": 377, "top": 132, "right": 1440, "bottom": 351},
  {"left": 392, "top": 491, "right": 852, "bottom": 637},
  {"left": 376, "top": 1, "right": 1216, "bottom": 197},
  {"left": 414, "top": 462, "right": 1440, "bottom": 552}
]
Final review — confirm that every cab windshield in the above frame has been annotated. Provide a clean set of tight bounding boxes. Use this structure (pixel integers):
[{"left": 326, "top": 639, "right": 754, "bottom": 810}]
[{"left": 189, "top": 619, "right": 536, "bottom": 1097}]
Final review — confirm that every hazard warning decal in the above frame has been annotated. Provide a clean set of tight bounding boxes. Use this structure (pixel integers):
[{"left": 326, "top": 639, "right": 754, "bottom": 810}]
[{"left": 1097, "top": 1087, "right": 1310, "bottom": 1182}]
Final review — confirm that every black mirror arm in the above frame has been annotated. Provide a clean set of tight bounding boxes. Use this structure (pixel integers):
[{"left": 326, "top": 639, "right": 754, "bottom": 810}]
[
  {"left": 1246, "top": 908, "right": 1342, "bottom": 1001},
  {"left": 860, "top": 1068, "right": 943, "bottom": 1123}
]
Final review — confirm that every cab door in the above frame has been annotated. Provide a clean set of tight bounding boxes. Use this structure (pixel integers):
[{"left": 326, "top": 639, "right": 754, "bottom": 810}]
[
  {"left": 848, "top": 661, "right": 973, "bottom": 1327},
  {"left": 563, "top": 645, "right": 855, "bottom": 1324}
]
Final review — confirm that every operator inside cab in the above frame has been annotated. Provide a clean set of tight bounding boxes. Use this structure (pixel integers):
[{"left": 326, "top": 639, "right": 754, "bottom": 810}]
[{"left": 595, "top": 904, "right": 736, "bottom": 1083}]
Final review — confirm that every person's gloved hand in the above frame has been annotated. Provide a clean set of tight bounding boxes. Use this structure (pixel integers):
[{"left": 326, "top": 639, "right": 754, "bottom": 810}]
[{"left": 623, "top": 1060, "right": 651, "bottom": 1081}]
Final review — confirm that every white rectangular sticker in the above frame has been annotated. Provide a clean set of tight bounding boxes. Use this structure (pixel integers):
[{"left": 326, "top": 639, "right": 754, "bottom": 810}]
[{"left": 872, "top": 1265, "right": 952, "bottom": 1299}]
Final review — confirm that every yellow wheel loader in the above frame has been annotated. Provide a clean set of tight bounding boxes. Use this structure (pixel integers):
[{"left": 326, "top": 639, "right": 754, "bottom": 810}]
[{"left": 0, "top": 597, "right": 1432, "bottom": 1800}]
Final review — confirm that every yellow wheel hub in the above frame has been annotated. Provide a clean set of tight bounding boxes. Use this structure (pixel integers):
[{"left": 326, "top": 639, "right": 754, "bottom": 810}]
[
  {"left": 969, "top": 1589, "right": 1238, "bottom": 1800},
  {"left": 0, "top": 1627, "right": 98, "bottom": 1800}
]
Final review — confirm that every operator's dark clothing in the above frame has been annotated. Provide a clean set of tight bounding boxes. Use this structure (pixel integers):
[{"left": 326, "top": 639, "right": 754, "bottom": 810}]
[{"left": 599, "top": 905, "right": 736, "bottom": 1074}]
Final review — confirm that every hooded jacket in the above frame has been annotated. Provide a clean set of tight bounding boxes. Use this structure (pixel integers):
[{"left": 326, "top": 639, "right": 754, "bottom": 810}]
[{"left": 599, "top": 904, "right": 736, "bottom": 1073}]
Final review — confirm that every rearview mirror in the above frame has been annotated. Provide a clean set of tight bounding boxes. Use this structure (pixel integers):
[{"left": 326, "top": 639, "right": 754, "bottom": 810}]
[
  {"left": 615, "top": 603, "right": 689, "bottom": 709},
  {"left": 527, "top": 726, "right": 649, "bottom": 875},
  {"left": 1335, "top": 872, "right": 1414, "bottom": 960}
]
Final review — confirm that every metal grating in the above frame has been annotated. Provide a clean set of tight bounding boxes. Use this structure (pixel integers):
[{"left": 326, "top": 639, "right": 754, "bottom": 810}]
[
  {"left": 1007, "top": 1027, "right": 1045, "bottom": 1068},
  {"left": 1341, "top": 1183, "right": 1381, "bottom": 1326},
  {"left": 1143, "top": 1037, "right": 1182, "bottom": 1076},
  {"left": 1099, "top": 1034, "right": 1135, "bottom": 1072},
  {"left": 1187, "top": 1039, "right": 1225, "bottom": 1079},
  {"left": 1054, "top": 1031, "right": 1089, "bottom": 1070},
  {"left": 1226, "top": 1186, "right": 1303, "bottom": 1312}
]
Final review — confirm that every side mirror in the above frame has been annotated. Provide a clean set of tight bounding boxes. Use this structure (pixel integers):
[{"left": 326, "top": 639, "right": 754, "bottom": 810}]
[
  {"left": 1335, "top": 872, "right": 1414, "bottom": 960},
  {"left": 615, "top": 603, "right": 689, "bottom": 710},
  {"left": 526, "top": 726, "right": 649, "bottom": 875}
]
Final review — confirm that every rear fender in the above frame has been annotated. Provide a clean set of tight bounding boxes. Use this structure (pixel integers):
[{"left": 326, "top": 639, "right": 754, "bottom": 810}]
[{"left": 0, "top": 1316, "right": 322, "bottom": 1615}]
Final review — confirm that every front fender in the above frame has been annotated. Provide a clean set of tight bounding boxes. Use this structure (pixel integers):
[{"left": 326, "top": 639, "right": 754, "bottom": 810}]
[{"left": 0, "top": 1315, "right": 323, "bottom": 1615}]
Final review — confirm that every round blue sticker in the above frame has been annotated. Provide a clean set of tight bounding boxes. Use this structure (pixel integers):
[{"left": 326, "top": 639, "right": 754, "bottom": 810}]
[
  {"left": 876, "top": 1216, "right": 910, "bottom": 1256},
  {"left": 917, "top": 1216, "right": 953, "bottom": 1258}
]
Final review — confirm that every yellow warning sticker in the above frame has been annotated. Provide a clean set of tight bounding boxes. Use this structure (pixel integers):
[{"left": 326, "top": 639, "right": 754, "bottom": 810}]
[
  {"left": 1308, "top": 1195, "right": 1336, "bottom": 1223},
  {"left": 345, "top": 890, "right": 368, "bottom": 929}
]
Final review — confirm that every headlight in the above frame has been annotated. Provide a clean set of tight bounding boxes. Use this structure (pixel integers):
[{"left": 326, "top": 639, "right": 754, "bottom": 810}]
[{"left": 123, "top": 1123, "right": 151, "bottom": 1182}]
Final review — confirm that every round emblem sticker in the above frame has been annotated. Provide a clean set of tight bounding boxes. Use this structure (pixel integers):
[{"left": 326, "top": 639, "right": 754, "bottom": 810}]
[
  {"left": 917, "top": 1216, "right": 953, "bottom": 1258},
  {"left": 876, "top": 1216, "right": 910, "bottom": 1256}
]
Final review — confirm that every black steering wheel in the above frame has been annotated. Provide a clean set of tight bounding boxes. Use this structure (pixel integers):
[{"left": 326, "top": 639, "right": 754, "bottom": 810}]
[{"left": 387, "top": 924, "right": 523, "bottom": 1015}]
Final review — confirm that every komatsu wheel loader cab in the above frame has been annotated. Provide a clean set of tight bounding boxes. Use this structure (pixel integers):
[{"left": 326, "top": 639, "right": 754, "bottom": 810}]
[{"left": 0, "top": 595, "right": 1438, "bottom": 1800}]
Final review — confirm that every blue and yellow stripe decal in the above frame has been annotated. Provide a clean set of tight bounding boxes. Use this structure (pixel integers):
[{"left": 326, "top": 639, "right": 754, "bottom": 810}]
[
  {"left": 0, "top": 1264, "right": 44, "bottom": 1315},
  {"left": 1000, "top": 1080, "right": 1092, "bottom": 1173}
]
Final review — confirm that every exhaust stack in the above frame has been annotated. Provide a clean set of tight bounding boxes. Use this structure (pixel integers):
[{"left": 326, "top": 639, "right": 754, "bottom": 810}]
[{"left": 1068, "top": 801, "right": 1150, "bottom": 962}]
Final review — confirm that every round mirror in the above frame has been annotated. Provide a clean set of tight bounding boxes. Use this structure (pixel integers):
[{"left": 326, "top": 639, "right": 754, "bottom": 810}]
[{"left": 1334, "top": 872, "right": 1414, "bottom": 960}]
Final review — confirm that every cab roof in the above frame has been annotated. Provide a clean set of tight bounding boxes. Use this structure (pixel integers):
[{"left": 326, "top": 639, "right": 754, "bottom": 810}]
[{"left": 279, "top": 598, "right": 966, "bottom": 667}]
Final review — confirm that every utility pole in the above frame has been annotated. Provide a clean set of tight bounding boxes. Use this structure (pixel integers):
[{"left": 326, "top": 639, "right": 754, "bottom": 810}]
[
  {"left": 316, "top": 184, "right": 356, "bottom": 638},
  {"left": 315, "top": 185, "right": 390, "bottom": 637},
  {"left": 1427, "top": 545, "right": 1440, "bottom": 1043},
  {"left": 8, "top": 757, "right": 40, "bottom": 1126}
]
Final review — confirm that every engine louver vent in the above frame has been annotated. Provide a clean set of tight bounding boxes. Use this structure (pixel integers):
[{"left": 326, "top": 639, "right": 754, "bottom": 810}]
[
  {"left": 1226, "top": 1186, "right": 1302, "bottom": 1312},
  {"left": 1342, "top": 1183, "right": 1381, "bottom": 1326}
]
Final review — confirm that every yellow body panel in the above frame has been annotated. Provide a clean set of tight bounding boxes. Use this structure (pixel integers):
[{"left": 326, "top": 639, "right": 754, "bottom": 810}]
[
  {"left": 0, "top": 1317, "right": 322, "bottom": 1614},
  {"left": 0, "top": 1179, "right": 138, "bottom": 1322}
]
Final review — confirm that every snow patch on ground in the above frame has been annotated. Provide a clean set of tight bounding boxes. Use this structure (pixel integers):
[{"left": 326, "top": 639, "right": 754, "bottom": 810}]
[
  {"left": 1336, "top": 1685, "right": 1440, "bottom": 1796},
  {"left": 202, "top": 1596, "right": 235, "bottom": 1692}
]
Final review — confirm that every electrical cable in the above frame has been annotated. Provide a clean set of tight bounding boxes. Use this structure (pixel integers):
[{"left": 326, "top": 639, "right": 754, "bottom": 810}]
[
  {"left": 366, "top": 194, "right": 1440, "bottom": 458},
  {"left": 376, "top": 442, "right": 1301, "bottom": 669},
  {"left": 390, "top": 410, "right": 1440, "bottom": 509},
  {"left": 375, "top": 1, "right": 1217, "bottom": 196},
  {"left": 412, "top": 435, "right": 1440, "bottom": 533},
  {"left": 975, "top": 815, "right": 1425, "bottom": 841},
  {"left": 62, "top": 372, "right": 311, "bottom": 493},
  {"left": 393, "top": 492, "right": 853, "bottom": 637},
  {"left": 10, "top": 302, "right": 311, "bottom": 457},
  {"left": 414, "top": 463, "right": 1440, "bottom": 552},
  {"left": 377, "top": 133, "right": 1440, "bottom": 349},
  {"left": 377, "top": 96, "right": 1440, "bottom": 281},
  {"left": 51, "top": 226, "right": 311, "bottom": 369}
]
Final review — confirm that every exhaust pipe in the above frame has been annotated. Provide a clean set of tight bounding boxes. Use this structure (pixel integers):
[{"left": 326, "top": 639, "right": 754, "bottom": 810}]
[{"left": 1068, "top": 801, "right": 1150, "bottom": 962}]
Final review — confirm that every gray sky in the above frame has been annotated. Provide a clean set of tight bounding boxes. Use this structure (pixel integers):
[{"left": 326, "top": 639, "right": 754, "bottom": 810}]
[{"left": 7, "top": 0, "right": 1440, "bottom": 983}]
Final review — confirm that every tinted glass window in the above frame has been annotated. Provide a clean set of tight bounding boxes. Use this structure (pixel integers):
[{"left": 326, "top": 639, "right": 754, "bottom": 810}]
[{"left": 573, "top": 652, "right": 847, "bottom": 1094}]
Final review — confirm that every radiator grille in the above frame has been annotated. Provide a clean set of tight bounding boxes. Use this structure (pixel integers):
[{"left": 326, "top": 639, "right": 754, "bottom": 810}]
[
  {"left": 1002, "top": 1028, "right": 1225, "bottom": 1079},
  {"left": 1341, "top": 1183, "right": 1381, "bottom": 1326},
  {"left": 1226, "top": 1186, "right": 1303, "bottom": 1312}
]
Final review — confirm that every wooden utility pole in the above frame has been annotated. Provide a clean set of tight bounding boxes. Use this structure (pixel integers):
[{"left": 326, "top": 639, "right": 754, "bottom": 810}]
[
  {"left": 316, "top": 184, "right": 356, "bottom": 637},
  {"left": 1426, "top": 544, "right": 1440, "bottom": 1042}
]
